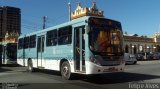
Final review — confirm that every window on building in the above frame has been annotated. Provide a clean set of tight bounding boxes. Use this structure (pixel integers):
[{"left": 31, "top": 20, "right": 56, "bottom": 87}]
[
  {"left": 46, "top": 30, "right": 57, "bottom": 46},
  {"left": 58, "top": 26, "right": 72, "bottom": 45}
]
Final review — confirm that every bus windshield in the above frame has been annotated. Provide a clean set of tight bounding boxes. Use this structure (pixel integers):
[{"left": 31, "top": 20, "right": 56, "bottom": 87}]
[{"left": 89, "top": 26, "right": 123, "bottom": 56}]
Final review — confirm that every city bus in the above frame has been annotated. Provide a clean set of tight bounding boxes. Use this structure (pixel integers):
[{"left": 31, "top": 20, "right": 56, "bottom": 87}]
[
  {"left": 17, "top": 16, "right": 125, "bottom": 79},
  {"left": 0, "top": 43, "right": 17, "bottom": 65}
]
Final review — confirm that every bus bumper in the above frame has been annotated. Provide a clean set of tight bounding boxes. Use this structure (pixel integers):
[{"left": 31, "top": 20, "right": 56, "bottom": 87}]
[{"left": 86, "top": 61, "right": 125, "bottom": 74}]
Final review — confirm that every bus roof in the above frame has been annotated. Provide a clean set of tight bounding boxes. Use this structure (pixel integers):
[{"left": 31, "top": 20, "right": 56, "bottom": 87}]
[
  {"left": 19, "top": 16, "right": 91, "bottom": 38},
  {"left": 19, "top": 16, "right": 121, "bottom": 38}
]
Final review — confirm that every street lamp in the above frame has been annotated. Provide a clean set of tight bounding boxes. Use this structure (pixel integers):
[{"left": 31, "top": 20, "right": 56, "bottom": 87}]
[{"left": 68, "top": 0, "right": 71, "bottom": 21}]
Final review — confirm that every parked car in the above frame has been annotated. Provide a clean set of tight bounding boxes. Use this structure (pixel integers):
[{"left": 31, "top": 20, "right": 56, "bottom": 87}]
[
  {"left": 136, "top": 52, "right": 160, "bottom": 60},
  {"left": 135, "top": 53, "right": 144, "bottom": 60},
  {"left": 135, "top": 52, "right": 154, "bottom": 60},
  {"left": 151, "top": 52, "right": 160, "bottom": 60},
  {"left": 124, "top": 53, "right": 137, "bottom": 64}
]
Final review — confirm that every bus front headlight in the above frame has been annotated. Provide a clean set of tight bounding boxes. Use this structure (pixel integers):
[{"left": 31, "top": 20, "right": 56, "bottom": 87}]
[{"left": 89, "top": 56, "right": 101, "bottom": 66}]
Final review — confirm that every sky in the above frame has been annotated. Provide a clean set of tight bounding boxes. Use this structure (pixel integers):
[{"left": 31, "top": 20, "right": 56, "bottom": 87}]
[{"left": 0, "top": 0, "right": 160, "bottom": 36}]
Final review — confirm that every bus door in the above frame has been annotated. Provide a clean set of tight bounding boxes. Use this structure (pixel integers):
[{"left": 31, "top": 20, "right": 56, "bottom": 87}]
[
  {"left": 74, "top": 26, "right": 85, "bottom": 72},
  {"left": 37, "top": 36, "right": 45, "bottom": 67}
]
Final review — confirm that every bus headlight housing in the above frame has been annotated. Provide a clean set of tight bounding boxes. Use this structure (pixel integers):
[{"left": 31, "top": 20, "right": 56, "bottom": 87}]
[{"left": 89, "top": 56, "right": 101, "bottom": 66}]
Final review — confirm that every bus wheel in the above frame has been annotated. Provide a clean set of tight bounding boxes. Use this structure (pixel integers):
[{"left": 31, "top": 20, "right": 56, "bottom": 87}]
[
  {"left": 61, "top": 61, "right": 71, "bottom": 80},
  {"left": 28, "top": 60, "right": 33, "bottom": 72}
]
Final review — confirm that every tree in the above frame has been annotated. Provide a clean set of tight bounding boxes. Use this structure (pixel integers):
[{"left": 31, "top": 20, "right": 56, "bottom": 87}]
[
  {"left": 133, "top": 34, "right": 138, "bottom": 37},
  {"left": 124, "top": 31, "right": 128, "bottom": 35}
]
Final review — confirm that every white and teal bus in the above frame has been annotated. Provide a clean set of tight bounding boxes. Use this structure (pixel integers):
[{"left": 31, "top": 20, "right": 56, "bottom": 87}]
[{"left": 17, "top": 16, "right": 125, "bottom": 79}]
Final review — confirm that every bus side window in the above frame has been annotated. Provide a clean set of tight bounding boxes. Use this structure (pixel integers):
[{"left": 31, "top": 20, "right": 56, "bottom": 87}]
[
  {"left": 46, "top": 30, "right": 57, "bottom": 46},
  {"left": 24, "top": 37, "right": 30, "bottom": 49},
  {"left": 29, "top": 35, "right": 36, "bottom": 48},
  {"left": 18, "top": 38, "right": 24, "bottom": 49},
  {"left": 58, "top": 26, "right": 72, "bottom": 45}
]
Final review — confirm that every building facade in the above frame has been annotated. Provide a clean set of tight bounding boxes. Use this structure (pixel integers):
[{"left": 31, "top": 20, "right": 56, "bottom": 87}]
[
  {"left": 124, "top": 34, "right": 160, "bottom": 54},
  {"left": 0, "top": 6, "right": 21, "bottom": 43}
]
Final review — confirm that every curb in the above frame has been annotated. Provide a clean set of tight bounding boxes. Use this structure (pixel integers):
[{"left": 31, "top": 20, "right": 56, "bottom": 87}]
[{"left": 137, "top": 60, "right": 160, "bottom": 64}]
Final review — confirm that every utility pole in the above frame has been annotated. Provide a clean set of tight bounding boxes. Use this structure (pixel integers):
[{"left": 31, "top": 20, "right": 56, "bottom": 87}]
[
  {"left": 43, "top": 16, "right": 47, "bottom": 29},
  {"left": 68, "top": 0, "right": 71, "bottom": 21}
]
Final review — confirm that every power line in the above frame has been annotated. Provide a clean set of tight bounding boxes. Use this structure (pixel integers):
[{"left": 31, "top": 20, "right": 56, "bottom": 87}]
[{"left": 21, "top": 14, "right": 68, "bottom": 33}]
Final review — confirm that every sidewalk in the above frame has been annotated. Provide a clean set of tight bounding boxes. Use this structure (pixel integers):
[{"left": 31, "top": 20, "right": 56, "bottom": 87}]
[{"left": 137, "top": 60, "right": 160, "bottom": 65}]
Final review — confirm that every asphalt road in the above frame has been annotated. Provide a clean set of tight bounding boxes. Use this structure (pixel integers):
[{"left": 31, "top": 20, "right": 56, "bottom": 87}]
[{"left": 0, "top": 60, "right": 160, "bottom": 89}]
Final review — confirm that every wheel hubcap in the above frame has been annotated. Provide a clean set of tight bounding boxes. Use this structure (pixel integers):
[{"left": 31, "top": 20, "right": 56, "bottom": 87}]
[{"left": 63, "top": 66, "right": 68, "bottom": 77}]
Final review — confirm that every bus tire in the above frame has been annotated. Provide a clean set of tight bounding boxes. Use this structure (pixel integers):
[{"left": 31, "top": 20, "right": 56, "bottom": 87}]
[
  {"left": 60, "top": 61, "right": 71, "bottom": 80},
  {"left": 27, "top": 59, "right": 33, "bottom": 72}
]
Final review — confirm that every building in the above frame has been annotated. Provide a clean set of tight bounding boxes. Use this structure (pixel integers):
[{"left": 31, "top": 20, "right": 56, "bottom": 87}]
[
  {"left": 124, "top": 34, "right": 160, "bottom": 54},
  {"left": 0, "top": 6, "right": 21, "bottom": 43},
  {"left": 71, "top": 2, "right": 104, "bottom": 20}
]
